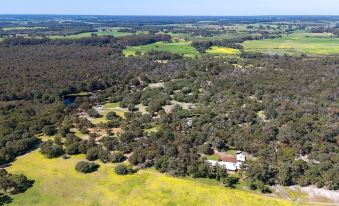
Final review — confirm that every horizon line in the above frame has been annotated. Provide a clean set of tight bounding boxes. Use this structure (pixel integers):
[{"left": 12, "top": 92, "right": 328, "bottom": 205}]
[{"left": 1, "top": 13, "right": 339, "bottom": 17}]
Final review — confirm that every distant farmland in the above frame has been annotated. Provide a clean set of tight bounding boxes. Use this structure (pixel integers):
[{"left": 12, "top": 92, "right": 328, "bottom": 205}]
[
  {"left": 242, "top": 32, "right": 339, "bottom": 55},
  {"left": 123, "top": 41, "right": 200, "bottom": 57},
  {"left": 206, "top": 46, "right": 241, "bottom": 55}
]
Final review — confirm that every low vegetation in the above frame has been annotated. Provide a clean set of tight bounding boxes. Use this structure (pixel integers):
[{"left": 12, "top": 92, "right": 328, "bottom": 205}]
[
  {"left": 6, "top": 151, "right": 295, "bottom": 206},
  {"left": 75, "top": 161, "right": 99, "bottom": 173}
]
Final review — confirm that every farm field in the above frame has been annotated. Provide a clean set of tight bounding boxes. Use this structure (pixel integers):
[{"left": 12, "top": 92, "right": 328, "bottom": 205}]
[
  {"left": 123, "top": 41, "right": 200, "bottom": 57},
  {"left": 242, "top": 32, "right": 339, "bottom": 55},
  {"left": 159, "top": 31, "right": 251, "bottom": 41},
  {"left": 6, "top": 151, "right": 298, "bottom": 206},
  {"left": 206, "top": 46, "right": 241, "bottom": 55}
]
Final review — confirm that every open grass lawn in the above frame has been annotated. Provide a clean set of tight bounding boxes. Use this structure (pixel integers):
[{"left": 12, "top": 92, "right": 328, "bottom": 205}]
[
  {"left": 6, "top": 151, "right": 297, "bottom": 206},
  {"left": 206, "top": 46, "right": 241, "bottom": 55},
  {"left": 102, "top": 102, "right": 127, "bottom": 119},
  {"left": 123, "top": 41, "right": 200, "bottom": 57},
  {"left": 206, "top": 154, "right": 220, "bottom": 161},
  {"left": 242, "top": 32, "right": 339, "bottom": 55}
]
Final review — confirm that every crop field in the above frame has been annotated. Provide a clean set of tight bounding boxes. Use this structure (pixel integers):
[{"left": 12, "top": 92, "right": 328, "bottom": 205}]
[
  {"left": 242, "top": 32, "right": 339, "bottom": 55},
  {"left": 159, "top": 31, "right": 251, "bottom": 41},
  {"left": 6, "top": 151, "right": 297, "bottom": 206},
  {"left": 206, "top": 46, "right": 241, "bottom": 55},
  {"left": 123, "top": 41, "right": 199, "bottom": 57}
]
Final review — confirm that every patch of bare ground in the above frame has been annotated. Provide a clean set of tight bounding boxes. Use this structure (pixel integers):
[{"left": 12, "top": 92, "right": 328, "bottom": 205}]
[
  {"left": 145, "top": 82, "right": 165, "bottom": 89},
  {"left": 163, "top": 100, "right": 196, "bottom": 114},
  {"left": 271, "top": 185, "right": 339, "bottom": 205},
  {"left": 135, "top": 104, "right": 148, "bottom": 114},
  {"left": 292, "top": 185, "right": 339, "bottom": 204}
]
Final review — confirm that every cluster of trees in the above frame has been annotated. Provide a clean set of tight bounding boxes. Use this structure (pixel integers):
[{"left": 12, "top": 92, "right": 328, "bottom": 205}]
[
  {"left": 0, "top": 169, "right": 34, "bottom": 204},
  {"left": 0, "top": 20, "right": 95, "bottom": 37},
  {"left": 91, "top": 55, "right": 338, "bottom": 190},
  {"left": 0, "top": 34, "right": 175, "bottom": 101},
  {"left": 192, "top": 34, "right": 282, "bottom": 53},
  {"left": 0, "top": 101, "right": 66, "bottom": 165},
  {"left": 310, "top": 26, "right": 339, "bottom": 36}
]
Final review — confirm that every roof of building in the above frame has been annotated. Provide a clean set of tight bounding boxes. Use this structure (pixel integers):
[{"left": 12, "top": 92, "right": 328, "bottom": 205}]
[
  {"left": 207, "top": 160, "right": 241, "bottom": 171},
  {"left": 221, "top": 156, "right": 237, "bottom": 163}
]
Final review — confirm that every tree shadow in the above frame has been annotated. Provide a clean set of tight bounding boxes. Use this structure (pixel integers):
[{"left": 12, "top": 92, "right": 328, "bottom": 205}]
[{"left": 0, "top": 195, "right": 12, "bottom": 206}]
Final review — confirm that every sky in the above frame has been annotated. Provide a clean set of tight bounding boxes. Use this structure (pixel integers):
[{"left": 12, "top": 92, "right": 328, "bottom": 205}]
[{"left": 0, "top": 0, "right": 338, "bottom": 16}]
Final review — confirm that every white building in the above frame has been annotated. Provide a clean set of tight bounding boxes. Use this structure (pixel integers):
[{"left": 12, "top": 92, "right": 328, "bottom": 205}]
[
  {"left": 206, "top": 151, "right": 246, "bottom": 172},
  {"left": 236, "top": 151, "right": 246, "bottom": 162},
  {"left": 207, "top": 160, "right": 241, "bottom": 171}
]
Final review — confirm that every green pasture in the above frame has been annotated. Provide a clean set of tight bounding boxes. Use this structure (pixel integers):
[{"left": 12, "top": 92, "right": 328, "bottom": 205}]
[
  {"left": 206, "top": 46, "right": 241, "bottom": 55},
  {"left": 123, "top": 41, "right": 199, "bottom": 57},
  {"left": 242, "top": 32, "right": 339, "bottom": 55},
  {"left": 6, "top": 151, "right": 297, "bottom": 206}
]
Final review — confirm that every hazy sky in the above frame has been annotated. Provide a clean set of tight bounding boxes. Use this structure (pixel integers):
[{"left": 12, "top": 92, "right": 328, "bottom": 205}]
[{"left": 0, "top": 0, "right": 338, "bottom": 16}]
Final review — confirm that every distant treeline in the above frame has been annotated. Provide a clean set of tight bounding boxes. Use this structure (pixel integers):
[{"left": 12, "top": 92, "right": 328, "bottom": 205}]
[
  {"left": 0, "top": 34, "right": 171, "bottom": 47},
  {"left": 192, "top": 34, "right": 282, "bottom": 53}
]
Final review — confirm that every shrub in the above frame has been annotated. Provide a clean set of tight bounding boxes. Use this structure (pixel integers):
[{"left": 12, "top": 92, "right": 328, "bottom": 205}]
[
  {"left": 86, "top": 147, "right": 100, "bottom": 161},
  {"left": 114, "top": 164, "right": 136, "bottom": 175},
  {"left": 106, "top": 111, "right": 118, "bottom": 121},
  {"left": 87, "top": 109, "right": 101, "bottom": 118},
  {"left": 75, "top": 161, "right": 99, "bottom": 173},
  {"left": 111, "top": 152, "right": 126, "bottom": 163},
  {"left": 42, "top": 125, "right": 56, "bottom": 136},
  {"left": 223, "top": 176, "right": 239, "bottom": 188},
  {"left": 58, "top": 127, "right": 70, "bottom": 137},
  {"left": 66, "top": 143, "right": 80, "bottom": 155},
  {"left": 249, "top": 182, "right": 258, "bottom": 190},
  {"left": 197, "top": 144, "right": 214, "bottom": 155}
]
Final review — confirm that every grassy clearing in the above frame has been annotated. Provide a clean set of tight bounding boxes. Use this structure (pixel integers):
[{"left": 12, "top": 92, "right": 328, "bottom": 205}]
[
  {"left": 135, "top": 104, "right": 148, "bottom": 114},
  {"left": 38, "top": 134, "right": 56, "bottom": 142},
  {"left": 206, "top": 154, "right": 220, "bottom": 161},
  {"left": 206, "top": 46, "right": 241, "bottom": 55},
  {"left": 70, "top": 128, "right": 87, "bottom": 139},
  {"left": 102, "top": 102, "right": 127, "bottom": 119},
  {"left": 89, "top": 102, "right": 128, "bottom": 124},
  {"left": 6, "top": 151, "right": 296, "bottom": 206},
  {"left": 123, "top": 41, "right": 200, "bottom": 57},
  {"left": 242, "top": 32, "right": 339, "bottom": 55}
]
